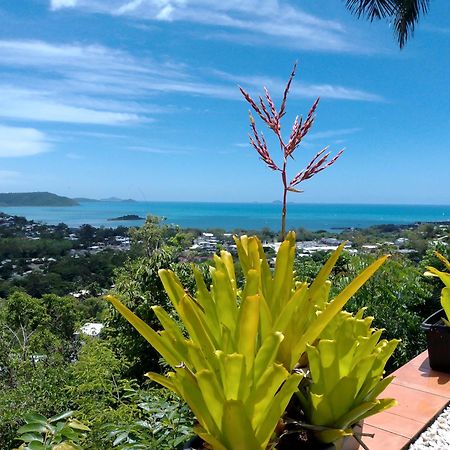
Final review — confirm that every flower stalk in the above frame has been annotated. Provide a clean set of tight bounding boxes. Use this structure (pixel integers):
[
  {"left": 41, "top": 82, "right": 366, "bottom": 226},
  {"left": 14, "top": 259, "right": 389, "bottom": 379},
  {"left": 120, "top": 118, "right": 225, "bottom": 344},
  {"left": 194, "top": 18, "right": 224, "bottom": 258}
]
[{"left": 240, "top": 63, "right": 343, "bottom": 240}]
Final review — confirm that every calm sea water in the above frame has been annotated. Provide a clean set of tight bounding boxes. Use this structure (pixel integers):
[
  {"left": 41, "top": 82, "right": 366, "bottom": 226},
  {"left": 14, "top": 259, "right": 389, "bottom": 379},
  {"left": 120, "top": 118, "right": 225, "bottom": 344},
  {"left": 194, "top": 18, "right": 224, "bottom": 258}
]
[{"left": 1, "top": 202, "right": 449, "bottom": 231}]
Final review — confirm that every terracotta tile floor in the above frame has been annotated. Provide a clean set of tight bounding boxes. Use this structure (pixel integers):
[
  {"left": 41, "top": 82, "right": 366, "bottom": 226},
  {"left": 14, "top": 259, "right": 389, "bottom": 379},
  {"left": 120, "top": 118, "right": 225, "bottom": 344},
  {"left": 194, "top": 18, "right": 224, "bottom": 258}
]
[{"left": 363, "top": 351, "right": 450, "bottom": 450}]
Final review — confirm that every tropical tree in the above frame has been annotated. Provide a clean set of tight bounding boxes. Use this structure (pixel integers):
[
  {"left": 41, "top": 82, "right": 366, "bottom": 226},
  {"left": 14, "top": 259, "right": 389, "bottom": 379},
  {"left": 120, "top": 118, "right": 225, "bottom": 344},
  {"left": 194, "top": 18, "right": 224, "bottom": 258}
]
[{"left": 344, "top": 0, "right": 430, "bottom": 48}]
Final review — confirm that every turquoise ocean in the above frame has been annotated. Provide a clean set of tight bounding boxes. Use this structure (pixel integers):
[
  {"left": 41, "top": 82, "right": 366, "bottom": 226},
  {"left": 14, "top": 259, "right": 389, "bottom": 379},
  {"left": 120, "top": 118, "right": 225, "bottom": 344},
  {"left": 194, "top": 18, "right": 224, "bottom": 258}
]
[{"left": 1, "top": 202, "right": 450, "bottom": 231}]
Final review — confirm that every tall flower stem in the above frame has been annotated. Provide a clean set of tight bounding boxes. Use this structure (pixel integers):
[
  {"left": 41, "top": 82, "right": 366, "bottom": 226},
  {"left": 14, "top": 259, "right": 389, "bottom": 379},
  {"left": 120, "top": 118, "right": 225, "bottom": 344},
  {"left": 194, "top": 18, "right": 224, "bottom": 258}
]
[{"left": 281, "top": 159, "right": 288, "bottom": 241}]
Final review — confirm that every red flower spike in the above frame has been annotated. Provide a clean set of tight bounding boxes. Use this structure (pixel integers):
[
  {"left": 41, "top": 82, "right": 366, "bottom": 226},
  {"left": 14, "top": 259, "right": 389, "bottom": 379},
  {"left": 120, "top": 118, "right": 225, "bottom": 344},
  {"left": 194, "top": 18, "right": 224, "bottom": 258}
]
[
  {"left": 264, "top": 87, "right": 278, "bottom": 119},
  {"left": 279, "top": 62, "right": 297, "bottom": 118},
  {"left": 239, "top": 63, "right": 342, "bottom": 240},
  {"left": 258, "top": 95, "right": 272, "bottom": 124}
]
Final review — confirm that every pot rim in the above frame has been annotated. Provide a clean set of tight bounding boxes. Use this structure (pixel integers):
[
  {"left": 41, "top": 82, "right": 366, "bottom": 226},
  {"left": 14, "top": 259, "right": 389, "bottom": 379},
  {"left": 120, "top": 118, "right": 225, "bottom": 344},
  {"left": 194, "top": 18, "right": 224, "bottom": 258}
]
[{"left": 421, "top": 308, "right": 450, "bottom": 332}]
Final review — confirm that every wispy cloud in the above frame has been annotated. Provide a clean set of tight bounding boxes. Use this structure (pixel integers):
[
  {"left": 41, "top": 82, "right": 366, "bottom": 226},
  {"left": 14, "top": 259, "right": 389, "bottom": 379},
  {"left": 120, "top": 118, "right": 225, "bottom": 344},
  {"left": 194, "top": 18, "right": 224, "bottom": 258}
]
[
  {"left": 0, "top": 125, "right": 51, "bottom": 157},
  {"left": 128, "top": 145, "right": 188, "bottom": 154},
  {"left": 0, "top": 86, "right": 142, "bottom": 125},
  {"left": 216, "top": 71, "right": 384, "bottom": 103},
  {"left": 0, "top": 39, "right": 236, "bottom": 127},
  {"left": 48, "top": 0, "right": 370, "bottom": 53},
  {"left": 57, "top": 130, "right": 129, "bottom": 140},
  {"left": 234, "top": 142, "right": 250, "bottom": 148},
  {"left": 0, "top": 39, "right": 383, "bottom": 130},
  {"left": 308, "top": 128, "right": 362, "bottom": 140}
]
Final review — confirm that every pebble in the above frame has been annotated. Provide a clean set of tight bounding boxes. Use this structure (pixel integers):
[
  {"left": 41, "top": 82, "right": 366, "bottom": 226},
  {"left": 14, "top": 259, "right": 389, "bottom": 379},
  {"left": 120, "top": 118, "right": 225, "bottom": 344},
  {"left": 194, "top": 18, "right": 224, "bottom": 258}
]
[{"left": 409, "top": 405, "right": 450, "bottom": 449}]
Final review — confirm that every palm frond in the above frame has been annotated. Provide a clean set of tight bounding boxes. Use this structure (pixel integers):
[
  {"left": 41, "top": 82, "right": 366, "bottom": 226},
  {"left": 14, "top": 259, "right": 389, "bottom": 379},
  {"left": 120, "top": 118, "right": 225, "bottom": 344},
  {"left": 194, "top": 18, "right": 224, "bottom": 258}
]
[
  {"left": 344, "top": 0, "right": 431, "bottom": 48},
  {"left": 394, "top": 0, "right": 430, "bottom": 48},
  {"left": 345, "top": 0, "right": 397, "bottom": 20}
]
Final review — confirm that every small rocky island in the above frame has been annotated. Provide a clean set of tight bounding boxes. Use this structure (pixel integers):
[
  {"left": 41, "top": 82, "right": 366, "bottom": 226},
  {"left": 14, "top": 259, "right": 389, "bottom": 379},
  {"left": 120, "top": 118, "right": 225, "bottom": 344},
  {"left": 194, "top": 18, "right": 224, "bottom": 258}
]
[{"left": 107, "top": 214, "right": 144, "bottom": 221}]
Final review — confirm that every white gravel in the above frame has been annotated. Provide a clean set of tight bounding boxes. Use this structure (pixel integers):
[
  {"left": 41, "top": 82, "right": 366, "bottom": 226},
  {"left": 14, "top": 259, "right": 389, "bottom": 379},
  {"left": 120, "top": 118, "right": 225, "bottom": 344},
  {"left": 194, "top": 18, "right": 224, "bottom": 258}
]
[{"left": 409, "top": 404, "right": 450, "bottom": 450}]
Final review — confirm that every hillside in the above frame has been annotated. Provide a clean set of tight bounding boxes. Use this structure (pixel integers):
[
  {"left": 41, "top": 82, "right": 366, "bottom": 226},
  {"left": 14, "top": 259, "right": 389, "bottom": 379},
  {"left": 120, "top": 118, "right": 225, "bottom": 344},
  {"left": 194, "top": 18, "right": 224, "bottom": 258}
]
[{"left": 0, "top": 192, "right": 79, "bottom": 207}]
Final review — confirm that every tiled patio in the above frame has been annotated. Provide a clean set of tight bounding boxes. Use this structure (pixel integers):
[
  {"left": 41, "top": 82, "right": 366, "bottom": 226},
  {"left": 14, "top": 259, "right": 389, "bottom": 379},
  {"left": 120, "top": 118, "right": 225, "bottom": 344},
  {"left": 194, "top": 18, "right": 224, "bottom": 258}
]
[{"left": 364, "top": 351, "right": 450, "bottom": 449}]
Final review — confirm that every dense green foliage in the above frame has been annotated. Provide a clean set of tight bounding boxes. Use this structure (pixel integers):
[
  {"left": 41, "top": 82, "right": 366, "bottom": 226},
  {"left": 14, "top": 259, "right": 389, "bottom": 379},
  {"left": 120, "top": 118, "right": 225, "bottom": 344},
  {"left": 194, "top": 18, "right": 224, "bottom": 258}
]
[
  {"left": 0, "top": 248, "right": 127, "bottom": 299},
  {"left": 102, "top": 388, "right": 193, "bottom": 449},
  {"left": 0, "top": 237, "right": 72, "bottom": 259},
  {"left": 0, "top": 291, "right": 192, "bottom": 450},
  {"left": 0, "top": 292, "right": 81, "bottom": 448}
]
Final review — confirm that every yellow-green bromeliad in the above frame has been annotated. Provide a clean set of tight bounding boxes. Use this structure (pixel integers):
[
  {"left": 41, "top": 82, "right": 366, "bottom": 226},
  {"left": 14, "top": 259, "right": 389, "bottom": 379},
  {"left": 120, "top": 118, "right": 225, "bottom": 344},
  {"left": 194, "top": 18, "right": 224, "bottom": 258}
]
[{"left": 107, "top": 232, "right": 397, "bottom": 449}]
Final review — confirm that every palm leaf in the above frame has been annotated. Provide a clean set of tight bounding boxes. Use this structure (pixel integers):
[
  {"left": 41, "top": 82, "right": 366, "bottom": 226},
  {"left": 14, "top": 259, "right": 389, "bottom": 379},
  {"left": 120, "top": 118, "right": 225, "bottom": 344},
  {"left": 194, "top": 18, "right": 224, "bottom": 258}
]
[
  {"left": 394, "top": 0, "right": 430, "bottom": 48},
  {"left": 344, "top": 0, "right": 430, "bottom": 48},
  {"left": 345, "top": 0, "right": 397, "bottom": 20}
]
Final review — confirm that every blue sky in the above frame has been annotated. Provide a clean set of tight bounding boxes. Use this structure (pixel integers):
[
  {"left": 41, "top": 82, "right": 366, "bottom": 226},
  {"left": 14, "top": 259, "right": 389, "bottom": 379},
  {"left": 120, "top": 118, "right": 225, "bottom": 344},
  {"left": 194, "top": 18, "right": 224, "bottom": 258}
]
[{"left": 0, "top": 0, "right": 449, "bottom": 204}]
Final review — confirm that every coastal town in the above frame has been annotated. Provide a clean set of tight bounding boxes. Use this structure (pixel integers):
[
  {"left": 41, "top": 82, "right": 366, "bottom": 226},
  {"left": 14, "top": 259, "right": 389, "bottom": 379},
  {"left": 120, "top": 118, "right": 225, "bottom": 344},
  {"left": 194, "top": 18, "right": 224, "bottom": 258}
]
[{"left": 1, "top": 211, "right": 448, "bottom": 284}]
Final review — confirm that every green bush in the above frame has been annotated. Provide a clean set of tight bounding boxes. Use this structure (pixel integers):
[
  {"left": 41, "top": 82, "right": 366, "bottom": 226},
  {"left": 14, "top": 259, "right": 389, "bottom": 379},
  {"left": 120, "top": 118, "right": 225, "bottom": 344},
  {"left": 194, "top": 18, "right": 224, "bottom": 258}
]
[
  {"left": 14, "top": 411, "right": 90, "bottom": 450},
  {"left": 103, "top": 387, "right": 194, "bottom": 450}
]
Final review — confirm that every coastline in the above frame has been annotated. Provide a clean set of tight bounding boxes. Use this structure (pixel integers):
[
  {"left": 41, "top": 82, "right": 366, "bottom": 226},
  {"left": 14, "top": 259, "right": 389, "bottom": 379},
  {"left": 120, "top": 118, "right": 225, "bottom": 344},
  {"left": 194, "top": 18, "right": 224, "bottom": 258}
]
[{"left": 0, "top": 203, "right": 449, "bottom": 233}]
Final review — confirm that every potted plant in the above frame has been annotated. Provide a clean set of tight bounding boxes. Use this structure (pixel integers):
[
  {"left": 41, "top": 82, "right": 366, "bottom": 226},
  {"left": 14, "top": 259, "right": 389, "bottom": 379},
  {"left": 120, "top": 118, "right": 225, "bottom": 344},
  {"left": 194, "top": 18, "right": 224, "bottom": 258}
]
[
  {"left": 280, "top": 309, "right": 398, "bottom": 450},
  {"left": 107, "top": 232, "right": 395, "bottom": 449},
  {"left": 422, "top": 251, "right": 450, "bottom": 372}
]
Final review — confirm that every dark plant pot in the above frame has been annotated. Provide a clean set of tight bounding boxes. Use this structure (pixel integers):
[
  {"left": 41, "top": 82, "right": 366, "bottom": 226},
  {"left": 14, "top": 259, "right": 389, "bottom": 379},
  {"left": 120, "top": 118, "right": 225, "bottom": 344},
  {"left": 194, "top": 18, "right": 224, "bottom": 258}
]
[
  {"left": 183, "top": 436, "right": 204, "bottom": 449},
  {"left": 183, "top": 434, "right": 361, "bottom": 450},
  {"left": 421, "top": 308, "right": 450, "bottom": 373},
  {"left": 278, "top": 421, "right": 362, "bottom": 450}
]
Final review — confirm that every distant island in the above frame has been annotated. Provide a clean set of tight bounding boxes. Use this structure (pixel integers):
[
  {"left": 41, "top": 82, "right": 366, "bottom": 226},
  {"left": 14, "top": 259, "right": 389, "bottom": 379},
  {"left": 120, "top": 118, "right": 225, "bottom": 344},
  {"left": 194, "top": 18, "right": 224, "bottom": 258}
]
[
  {"left": 101, "top": 197, "right": 136, "bottom": 203},
  {"left": 0, "top": 192, "right": 78, "bottom": 207},
  {"left": 73, "top": 197, "right": 136, "bottom": 203},
  {"left": 107, "top": 214, "right": 144, "bottom": 221},
  {"left": 72, "top": 197, "right": 100, "bottom": 203}
]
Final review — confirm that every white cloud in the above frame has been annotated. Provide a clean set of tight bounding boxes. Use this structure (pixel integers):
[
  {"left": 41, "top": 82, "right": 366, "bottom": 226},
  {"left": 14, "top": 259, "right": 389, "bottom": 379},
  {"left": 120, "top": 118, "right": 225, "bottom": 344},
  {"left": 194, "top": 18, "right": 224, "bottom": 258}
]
[
  {"left": 47, "top": 0, "right": 369, "bottom": 53},
  {"left": 115, "top": 0, "right": 146, "bottom": 15},
  {"left": 308, "top": 128, "right": 362, "bottom": 140},
  {"left": 234, "top": 142, "right": 250, "bottom": 148},
  {"left": 156, "top": 4, "right": 175, "bottom": 21},
  {"left": 0, "top": 40, "right": 382, "bottom": 103},
  {"left": 0, "top": 41, "right": 237, "bottom": 128},
  {"left": 128, "top": 145, "right": 188, "bottom": 154},
  {"left": 50, "top": 0, "right": 78, "bottom": 11},
  {"left": 58, "top": 130, "right": 129, "bottom": 139},
  {"left": 0, "top": 125, "right": 51, "bottom": 157},
  {"left": 0, "top": 86, "right": 142, "bottom": 125},
  {"left": 0, "top": 39, "right": 382, "bottom": 129},
  {"left": 300, "top": 84, "right": 382, "bottom": 102},
  {"left": 215, "top": 71, "right": 384, "bottom": 103}
]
